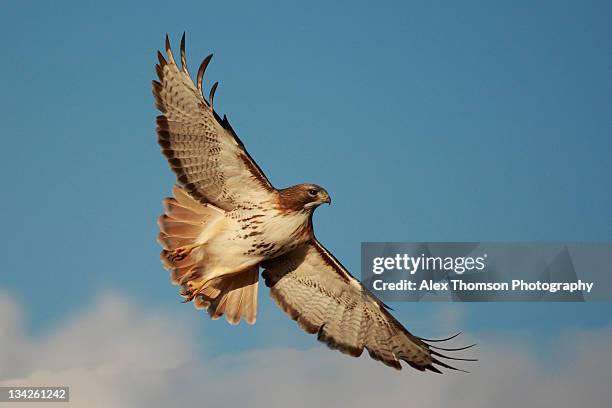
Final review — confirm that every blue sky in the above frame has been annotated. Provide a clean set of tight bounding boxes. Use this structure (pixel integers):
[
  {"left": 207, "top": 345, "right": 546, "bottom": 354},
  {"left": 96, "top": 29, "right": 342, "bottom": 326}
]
[{"left": 1, "top": 0, "right": 611, "bottom": 364}]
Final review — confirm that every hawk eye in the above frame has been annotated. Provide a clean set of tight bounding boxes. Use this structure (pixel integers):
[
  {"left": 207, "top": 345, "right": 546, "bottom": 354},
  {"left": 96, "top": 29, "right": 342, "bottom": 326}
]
[{"left": 308, "top": 189, "right": 318, "bottom": 196}]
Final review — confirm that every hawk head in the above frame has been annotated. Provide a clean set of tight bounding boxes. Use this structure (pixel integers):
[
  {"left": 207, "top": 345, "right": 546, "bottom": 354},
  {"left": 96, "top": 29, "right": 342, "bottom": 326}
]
[{"left": 278, "top": 184, "right": 331, "bottom": 212}]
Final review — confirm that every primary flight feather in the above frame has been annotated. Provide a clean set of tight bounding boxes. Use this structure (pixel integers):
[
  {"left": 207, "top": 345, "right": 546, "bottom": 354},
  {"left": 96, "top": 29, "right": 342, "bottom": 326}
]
[{"left": 153, "top": 34, "right": 474, "bottom": 373}]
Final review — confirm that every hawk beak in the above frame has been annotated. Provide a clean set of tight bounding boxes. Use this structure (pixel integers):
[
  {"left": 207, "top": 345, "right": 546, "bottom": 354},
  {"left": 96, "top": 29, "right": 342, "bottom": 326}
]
[{"left": 318, "top": 190, "right": 331, "bottom": 205}]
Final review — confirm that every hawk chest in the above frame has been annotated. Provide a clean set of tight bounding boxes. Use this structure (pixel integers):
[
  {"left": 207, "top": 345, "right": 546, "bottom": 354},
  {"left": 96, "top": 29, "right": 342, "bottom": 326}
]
[{"left": 233, "top": 208, "right": 311, "bottom": 258}]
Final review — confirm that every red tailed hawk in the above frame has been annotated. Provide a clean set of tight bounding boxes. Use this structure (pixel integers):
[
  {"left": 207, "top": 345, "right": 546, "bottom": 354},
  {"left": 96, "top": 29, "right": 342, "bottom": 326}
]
[{"left": 153, "top": 34, "right": 474, "bottom": 373}]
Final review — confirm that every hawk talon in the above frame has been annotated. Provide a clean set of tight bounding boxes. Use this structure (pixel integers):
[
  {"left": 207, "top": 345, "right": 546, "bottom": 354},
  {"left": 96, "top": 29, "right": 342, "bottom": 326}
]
[
  {"left": 168, "top": 244, "right": 197, "bottom": 262},
  {"left": 180, "top": 279, "right": 208, "bottom": 303}
]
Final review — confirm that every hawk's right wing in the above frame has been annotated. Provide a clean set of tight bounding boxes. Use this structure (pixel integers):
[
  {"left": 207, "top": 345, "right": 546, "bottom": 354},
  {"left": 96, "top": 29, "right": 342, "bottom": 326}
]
[{"left": 153, "top": 34, "right": 276, "bottom": 211}]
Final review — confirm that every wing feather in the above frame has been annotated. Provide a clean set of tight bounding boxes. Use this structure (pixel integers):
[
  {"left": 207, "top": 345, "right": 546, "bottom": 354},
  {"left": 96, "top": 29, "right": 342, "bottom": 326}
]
[
  {"left": 153, "top": 34, "right": 275, "bottom": 211},
  {"left": 262, "top": 239, "right": 474, "bottom": 372}
]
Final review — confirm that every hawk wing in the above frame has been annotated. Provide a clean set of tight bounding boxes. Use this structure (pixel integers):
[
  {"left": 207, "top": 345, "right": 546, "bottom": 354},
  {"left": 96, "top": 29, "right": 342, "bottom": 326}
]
[
  {"left": 153, "top": 35, "right": 275, "bottom": 211},
  {"left": 262, "top": 239, "right": 474, "bottom": 372}
]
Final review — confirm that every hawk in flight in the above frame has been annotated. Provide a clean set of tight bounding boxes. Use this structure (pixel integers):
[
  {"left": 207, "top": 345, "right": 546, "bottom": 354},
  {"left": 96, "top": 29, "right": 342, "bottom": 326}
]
[{"left": 153, "top": 34, "right": 474, "bottom": 373}]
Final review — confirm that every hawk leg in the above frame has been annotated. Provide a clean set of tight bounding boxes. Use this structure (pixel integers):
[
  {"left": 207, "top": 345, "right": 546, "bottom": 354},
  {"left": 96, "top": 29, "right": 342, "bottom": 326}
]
[{"left": 167, "top": 244, "right": 199, "bottom": 262}]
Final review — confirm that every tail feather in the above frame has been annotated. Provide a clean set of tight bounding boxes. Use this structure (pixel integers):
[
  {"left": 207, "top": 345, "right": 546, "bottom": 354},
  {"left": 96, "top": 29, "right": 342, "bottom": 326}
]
[
  {"left": 158, "top": 215, "right": 203, "bottom": 238},
  {"left": 163, "top": 197, "right": 208, "bottom": 219},
  {"left": 158, "top": 185, "right": 259, "bottom": 325},
  {"left": 171, "top": 185, "right": 215, "bottom": 213},
  {"left": 158, "top": 185, "right": 222, "bottom": 285},
  {"left": 157, "top": 233, "right": 192, "bottom": 250},
  {"left": 196, "top": 267, "right": 259, "bottom": 325}
]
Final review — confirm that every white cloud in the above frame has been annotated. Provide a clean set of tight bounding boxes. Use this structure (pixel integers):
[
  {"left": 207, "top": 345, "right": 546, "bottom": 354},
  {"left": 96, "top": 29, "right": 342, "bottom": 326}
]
[
  {"left": 0, "top": 290, "right": 610, "bottom": 408},
  {"left": 0, "top": 291, "right": 197, "bottom": 408}
]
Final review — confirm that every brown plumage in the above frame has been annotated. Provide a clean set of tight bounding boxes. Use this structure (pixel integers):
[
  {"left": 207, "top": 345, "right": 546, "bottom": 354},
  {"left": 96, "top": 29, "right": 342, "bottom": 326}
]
[
  {"left": 153, "top": 33, "right": 475, "bottom": 372},
  {"left": 277, "top": 184, "right": 330, "bottom": 212}
]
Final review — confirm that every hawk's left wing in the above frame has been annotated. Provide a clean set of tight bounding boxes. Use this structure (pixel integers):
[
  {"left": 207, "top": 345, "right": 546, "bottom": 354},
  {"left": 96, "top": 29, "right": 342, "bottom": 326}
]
[{"left": 262, "top": 239, "right": 474, "bottom": 372}]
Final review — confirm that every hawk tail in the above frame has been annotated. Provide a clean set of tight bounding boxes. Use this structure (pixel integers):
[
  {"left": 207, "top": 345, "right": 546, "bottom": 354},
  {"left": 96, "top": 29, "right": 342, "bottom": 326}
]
[
  {"left": 158, "top": 185, "right": 222, "bottom": 283},
  {"left": 158, "top": 185, "right": 258, "bottom": 324},
  {"left": 194, "top": 267, "right": 259, "bottom": 325}
]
